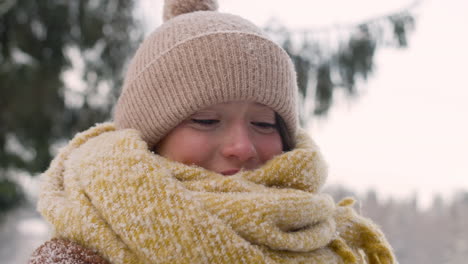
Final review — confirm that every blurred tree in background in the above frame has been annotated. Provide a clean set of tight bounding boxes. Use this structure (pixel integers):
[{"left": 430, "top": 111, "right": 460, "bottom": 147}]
[
  {"left": 0, "top": 0, "right": 143, "bottom": 212},
  {"left": 266, "top": 1, "right": 418, "bottom": 123},
  {"left": 0, "top": 0, "right": 418, "bottom": 213}
]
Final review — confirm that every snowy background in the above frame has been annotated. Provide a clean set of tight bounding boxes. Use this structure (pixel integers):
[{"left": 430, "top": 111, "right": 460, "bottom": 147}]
[{"left": 2, "top": 0, "right": 467, "bottom": 263}]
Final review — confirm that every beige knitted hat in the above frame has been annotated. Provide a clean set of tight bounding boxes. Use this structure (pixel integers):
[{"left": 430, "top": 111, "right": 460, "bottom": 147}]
[{"left": 114, "top": 0, "right": 298, "bottom": 147}]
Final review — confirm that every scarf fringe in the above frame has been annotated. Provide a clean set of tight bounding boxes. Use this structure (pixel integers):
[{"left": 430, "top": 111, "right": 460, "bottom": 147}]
[{"left": 335, "top": 198, "right": 396, "bottom": 264}]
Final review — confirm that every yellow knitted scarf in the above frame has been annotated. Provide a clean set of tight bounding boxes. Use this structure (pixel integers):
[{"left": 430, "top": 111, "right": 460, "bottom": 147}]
[{"left": 38, "top": 123, "right": 395, "bottom": 264}]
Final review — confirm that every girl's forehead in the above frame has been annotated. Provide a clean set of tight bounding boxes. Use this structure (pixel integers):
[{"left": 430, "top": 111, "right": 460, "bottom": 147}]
[{"left": 198, "top": 101, "right": 273, "bottom": 112}]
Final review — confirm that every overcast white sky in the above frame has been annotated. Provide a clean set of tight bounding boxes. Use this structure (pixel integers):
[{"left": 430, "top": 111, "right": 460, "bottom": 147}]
[{"left": 139, "top": 0, "right": 468, "bottom": 208}]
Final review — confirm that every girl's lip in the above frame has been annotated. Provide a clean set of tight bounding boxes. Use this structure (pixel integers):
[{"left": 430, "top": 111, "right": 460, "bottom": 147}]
[{"left": 221, "top": 169, "right": 240, "bottom": 175}]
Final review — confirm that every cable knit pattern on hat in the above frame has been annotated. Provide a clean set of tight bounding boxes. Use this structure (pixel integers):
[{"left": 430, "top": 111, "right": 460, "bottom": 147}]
[
  {"left": 37, "top": 123, "right": 396, "bottom": 264},
  {"left": 114, "top": 0, "right": 298, "bottom": 147}
]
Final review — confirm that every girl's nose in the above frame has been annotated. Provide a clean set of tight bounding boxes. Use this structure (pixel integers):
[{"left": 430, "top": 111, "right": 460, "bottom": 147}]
[{"left": 220, "top": 124, "right": 257, "bottom": 163}]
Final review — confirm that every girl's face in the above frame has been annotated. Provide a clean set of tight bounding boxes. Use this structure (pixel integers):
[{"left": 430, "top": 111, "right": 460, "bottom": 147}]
[{"left": 156, "top": 101, "right": 283, "bottom": 175}]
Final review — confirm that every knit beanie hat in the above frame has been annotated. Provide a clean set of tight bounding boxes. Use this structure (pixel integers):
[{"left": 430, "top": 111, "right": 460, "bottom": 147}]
[{"left": 114, "top": 0, "right": 299, "bottom": 147}]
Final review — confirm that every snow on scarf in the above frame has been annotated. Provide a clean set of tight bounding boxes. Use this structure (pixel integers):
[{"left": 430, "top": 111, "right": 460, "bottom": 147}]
[{"left": 38, "top": 123, "right": 395, "bottom": 264}]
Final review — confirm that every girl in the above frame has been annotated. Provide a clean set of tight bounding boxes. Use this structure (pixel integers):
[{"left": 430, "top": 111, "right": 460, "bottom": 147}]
[{"left": 30, "top": 0, "right": 396, "bottom": 263}]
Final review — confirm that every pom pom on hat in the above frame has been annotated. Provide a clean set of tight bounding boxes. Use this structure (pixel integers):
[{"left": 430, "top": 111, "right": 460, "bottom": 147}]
[{"left": 163, "top": 0, "right": 219, "bottom": 22}]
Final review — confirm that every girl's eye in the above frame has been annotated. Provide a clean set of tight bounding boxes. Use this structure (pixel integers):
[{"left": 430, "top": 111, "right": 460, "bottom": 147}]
[
  {"left": 191, "top": 119, "right": 219, "bottom": 126},
  {"left": 251, "top": 122, "right": 277, "bottom": 133}
]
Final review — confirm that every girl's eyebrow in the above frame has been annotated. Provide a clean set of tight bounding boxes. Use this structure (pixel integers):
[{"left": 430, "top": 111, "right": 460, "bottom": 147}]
[
  {"left": 250, "top": 109, "right": 276, "bottom": 120},
  {"left": 190, "top": 110, "right": 218, "bottom": 116},
  {"left": 252, "top": 115, "right": 275, "bottom": 122}
]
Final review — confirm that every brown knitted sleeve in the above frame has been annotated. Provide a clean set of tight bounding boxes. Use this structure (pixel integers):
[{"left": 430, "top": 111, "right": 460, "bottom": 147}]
[{"left": 29, "top": 238, "right": 110, "bottom": 264}]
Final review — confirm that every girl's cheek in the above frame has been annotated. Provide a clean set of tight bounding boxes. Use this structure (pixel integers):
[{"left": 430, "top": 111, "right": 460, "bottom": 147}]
[
  {"left": 256, "top": 133, "right": 283, "bottom": 161},
  {"left": 178, "top": 132, "right": 216, "bottom": 165}
]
